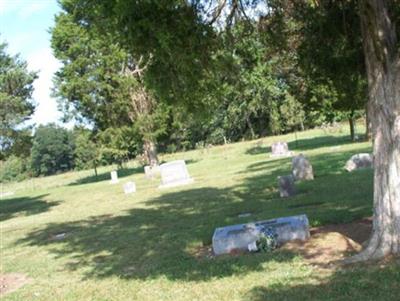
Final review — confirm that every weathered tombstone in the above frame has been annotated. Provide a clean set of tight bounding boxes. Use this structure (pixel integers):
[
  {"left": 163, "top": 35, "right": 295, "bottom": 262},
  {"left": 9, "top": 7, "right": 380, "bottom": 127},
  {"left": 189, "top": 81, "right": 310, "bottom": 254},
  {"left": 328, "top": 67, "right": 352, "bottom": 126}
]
[
  {"left": 158, "top": 160, "right": 194, "bottom": 189},
  {"left": 270, "top": 142, "right": 292, "bottom": 157},
  {"left": 110, "top": 170, "right": 119, "bottom": 184},
  {"left": 212, "top": 214, "right": 310, "bottom": 255},
  {"left": 123, "top": 181, "right": 136, "bottom": 194},
  {"left": 345, "top": 153, "right": 374, "bottom": 172},
  {"left": 278, "top": 175, "right": 296, "bottom": 197},
  {"left": 144, "top": 165, "right": 161, "bottom": 179},
  {"left": 292, "top": 154, "right": 314, "bottom": 181}
]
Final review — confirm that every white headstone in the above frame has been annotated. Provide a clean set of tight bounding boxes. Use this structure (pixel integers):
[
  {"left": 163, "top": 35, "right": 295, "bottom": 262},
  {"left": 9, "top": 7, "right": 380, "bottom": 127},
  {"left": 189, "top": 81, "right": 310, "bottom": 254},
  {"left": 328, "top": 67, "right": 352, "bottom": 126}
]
[
  {"left": 123, "top": 181, "right": 136, "bottom": 194},
  {"left": 271, "top": 142, "right": 292, "bottom": 157},
  {"left": 110, "top": 170, "right": 119, "bottom": 184},
  {"left": 158, "top": 160, "right": 194, "bottom": 189}
]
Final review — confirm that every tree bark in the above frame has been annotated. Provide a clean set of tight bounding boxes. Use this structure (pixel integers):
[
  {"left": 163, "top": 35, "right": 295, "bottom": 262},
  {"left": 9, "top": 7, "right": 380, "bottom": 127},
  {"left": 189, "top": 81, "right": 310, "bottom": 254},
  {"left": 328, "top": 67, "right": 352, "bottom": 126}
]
[
  {"left": 346, "top": 0, "right": 400, "bottom": 263},
  {"left": 349, "top": 110, "right": 356, "bottom": 141},
  {"left": 365, "top": 101, "right": 372, "bottom": 141},
  {"left": 143, "top": 139, "right": 159, "bottom": 167},
  {"left": 246, "top": 114, "right": 256, "bottom": 139}
]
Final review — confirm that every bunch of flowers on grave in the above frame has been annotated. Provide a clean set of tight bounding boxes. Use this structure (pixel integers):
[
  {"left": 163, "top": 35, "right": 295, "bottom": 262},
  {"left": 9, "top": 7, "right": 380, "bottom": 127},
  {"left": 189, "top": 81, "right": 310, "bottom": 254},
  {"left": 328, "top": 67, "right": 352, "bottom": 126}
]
[{"left": 256, "top": 227, "right": 278, "bottom": 252}]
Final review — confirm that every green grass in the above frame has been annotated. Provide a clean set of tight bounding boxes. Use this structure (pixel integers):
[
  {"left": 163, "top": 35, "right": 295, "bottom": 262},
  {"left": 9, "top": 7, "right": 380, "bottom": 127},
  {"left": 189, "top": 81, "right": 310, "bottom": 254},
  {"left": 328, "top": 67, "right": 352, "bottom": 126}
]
[{"left": 1, "top": 124, "right": 400, "bottom": 300}]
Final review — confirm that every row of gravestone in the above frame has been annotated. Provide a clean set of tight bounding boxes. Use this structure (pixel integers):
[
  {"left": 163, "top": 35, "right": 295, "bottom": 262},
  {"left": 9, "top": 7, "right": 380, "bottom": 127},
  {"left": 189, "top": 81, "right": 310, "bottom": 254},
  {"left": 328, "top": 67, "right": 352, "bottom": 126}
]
[
  {"left": 212, "top": 142, "right": 374, "bottom": 255},
  {"left": 109, "top": 159, "right": 194, "bottom": 194}
]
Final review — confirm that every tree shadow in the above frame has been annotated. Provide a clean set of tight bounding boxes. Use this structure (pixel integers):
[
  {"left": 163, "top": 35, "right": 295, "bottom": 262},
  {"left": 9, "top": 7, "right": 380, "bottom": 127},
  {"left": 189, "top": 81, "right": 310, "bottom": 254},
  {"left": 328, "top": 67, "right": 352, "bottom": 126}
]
[
  {"left": 288, "top": 135, "right": 364, "bottom": 152},
  {"left": 243, "top": 258, "right": 400, "bottom": 300},
  {"left": 0, "top": 194, "right": 59, "bottom": 221},
  {"left": 245, "top": 135, "right": 366, "bottom": 156},
  {"left": 69, "top": 166, "right": 144, "bottom": 186},
  {"left": 16, "top": 187, "right": 297, "bottom": 282}
]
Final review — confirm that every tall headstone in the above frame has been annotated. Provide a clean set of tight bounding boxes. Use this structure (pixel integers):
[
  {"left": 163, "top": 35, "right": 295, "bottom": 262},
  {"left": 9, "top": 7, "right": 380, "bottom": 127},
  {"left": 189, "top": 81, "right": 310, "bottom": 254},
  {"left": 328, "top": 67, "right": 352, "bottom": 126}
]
[
  {"left": 278, "top": 175, "right": 296, "bottom": 197},
  {"left": 123, "top": 181, "right": 136, "bottom": 194},
  {"left": 158, "top": 160, "right": 194, "bottom": 189},
  {"left": 270, "top": 142, "right": 292, "bottom": 157},
  {"left": 212, "top": 214, "right": 310, "bottom": 255},
  {"left": 110, "top": 170, "right": 119, "bottom": 184},
  {"left": 292, "top": 154, "right": 314, "bottom": 181},
  {"left": 345, "top": 153, "right": 374, "bottom": 172}
]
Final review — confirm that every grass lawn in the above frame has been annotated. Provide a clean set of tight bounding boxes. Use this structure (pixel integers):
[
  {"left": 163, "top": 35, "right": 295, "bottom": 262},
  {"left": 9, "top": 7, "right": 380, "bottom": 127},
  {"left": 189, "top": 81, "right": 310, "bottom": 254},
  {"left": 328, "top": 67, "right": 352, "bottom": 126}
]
[{"left": 1, "top": 124, "right": 400, "bottom": 300}]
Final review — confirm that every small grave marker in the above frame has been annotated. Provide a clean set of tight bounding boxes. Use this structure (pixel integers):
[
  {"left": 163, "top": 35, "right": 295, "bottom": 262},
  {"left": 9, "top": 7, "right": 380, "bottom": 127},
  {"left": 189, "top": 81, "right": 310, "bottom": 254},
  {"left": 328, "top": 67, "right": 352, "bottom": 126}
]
[
  {"left": 110, "top": 170, "right": 119, "bottom": 184},
  {"left": 123, "top": 181, "right": 136, "bottom": 194}
]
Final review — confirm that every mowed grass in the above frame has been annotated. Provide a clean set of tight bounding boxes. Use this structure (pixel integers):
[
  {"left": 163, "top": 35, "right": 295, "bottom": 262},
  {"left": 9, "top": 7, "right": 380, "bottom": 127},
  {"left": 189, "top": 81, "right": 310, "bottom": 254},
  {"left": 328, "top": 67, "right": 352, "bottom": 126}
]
[{"left": 1, "top": 124, "right": 400, "bottom": 300}]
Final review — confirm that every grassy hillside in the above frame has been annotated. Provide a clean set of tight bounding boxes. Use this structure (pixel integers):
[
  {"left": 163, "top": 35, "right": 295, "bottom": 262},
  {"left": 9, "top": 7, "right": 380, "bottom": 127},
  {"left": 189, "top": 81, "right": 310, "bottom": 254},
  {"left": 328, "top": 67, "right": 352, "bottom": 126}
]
[{"left": 2, "top": 124, "right": 400, "bottom": 300}]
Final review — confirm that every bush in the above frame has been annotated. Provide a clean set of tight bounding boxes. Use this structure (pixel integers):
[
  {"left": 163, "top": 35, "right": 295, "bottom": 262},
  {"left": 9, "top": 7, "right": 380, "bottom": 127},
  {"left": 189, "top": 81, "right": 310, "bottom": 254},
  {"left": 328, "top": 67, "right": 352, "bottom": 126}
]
[{"left": 0, "top": 155, "right": 29, "bottom": 182}]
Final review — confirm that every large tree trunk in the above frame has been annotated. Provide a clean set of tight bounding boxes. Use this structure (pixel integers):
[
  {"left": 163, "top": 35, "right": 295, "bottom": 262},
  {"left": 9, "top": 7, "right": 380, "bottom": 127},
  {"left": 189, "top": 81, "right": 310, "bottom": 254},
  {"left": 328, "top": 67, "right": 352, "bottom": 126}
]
[
  {"left": 143, "top": 139, "right": 159, "bottom": 167},
  {"left": 346, "top": 0, "right": 400, "bottom": 262}
]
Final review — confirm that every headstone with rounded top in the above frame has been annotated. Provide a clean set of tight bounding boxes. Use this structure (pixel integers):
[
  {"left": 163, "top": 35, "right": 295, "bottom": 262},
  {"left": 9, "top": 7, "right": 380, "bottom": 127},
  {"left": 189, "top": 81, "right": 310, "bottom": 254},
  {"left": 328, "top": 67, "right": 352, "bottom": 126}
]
[
  {"left": 278, "top": 175, "right": 296, "bottom": 197},
  {"left": 292, "top": 154, "right": 314, "bottom": 181}
]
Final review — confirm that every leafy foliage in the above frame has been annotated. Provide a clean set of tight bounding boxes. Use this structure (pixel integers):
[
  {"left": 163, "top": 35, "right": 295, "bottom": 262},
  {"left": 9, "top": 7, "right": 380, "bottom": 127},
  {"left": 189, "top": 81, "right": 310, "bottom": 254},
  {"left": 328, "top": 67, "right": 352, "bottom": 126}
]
[
  {"left": 0, "top": 41, "right": 37, "bottom": 159},
  {"left": 31, "top": 124, "right": 74, "bottom": 176}
]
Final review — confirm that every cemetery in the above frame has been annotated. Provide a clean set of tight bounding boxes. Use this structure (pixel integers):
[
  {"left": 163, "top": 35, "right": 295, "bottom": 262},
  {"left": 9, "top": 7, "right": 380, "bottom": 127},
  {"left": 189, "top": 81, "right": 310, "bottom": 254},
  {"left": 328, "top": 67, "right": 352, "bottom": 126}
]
[
  {"left": 1, "top": 1, "right": 400, "bottom": 300},
  {"left": 3, "top": 126, "right": 399, "bottom": 301}
]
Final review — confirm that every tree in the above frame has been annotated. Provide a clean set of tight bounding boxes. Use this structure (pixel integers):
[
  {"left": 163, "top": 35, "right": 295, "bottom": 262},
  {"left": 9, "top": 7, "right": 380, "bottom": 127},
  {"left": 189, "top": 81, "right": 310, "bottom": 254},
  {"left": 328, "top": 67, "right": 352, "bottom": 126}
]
[
  {"left": 346, "top": 0, "right": 400, "bottom": 262},
  {"left": 72, "top": 128, "right": 101, "bottom": 176},
  {"left": 51, "top": 13, "right": 165, "bottom": 166},
  {"left": 0, "top": 40, "right": 37, "bottom": 159},
  {"left": 56, "top": 0, "right": 400, "bottom": 261},
  {"left": 31, "top": 124, "right": 74, "bottom": 176}
]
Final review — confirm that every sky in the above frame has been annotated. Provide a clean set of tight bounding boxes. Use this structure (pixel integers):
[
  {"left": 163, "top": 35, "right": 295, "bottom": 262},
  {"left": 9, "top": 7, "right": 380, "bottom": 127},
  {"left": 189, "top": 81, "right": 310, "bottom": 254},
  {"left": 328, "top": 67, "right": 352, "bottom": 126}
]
[{"left": 0, "top": 0, "right": 70, "bottom": 127}]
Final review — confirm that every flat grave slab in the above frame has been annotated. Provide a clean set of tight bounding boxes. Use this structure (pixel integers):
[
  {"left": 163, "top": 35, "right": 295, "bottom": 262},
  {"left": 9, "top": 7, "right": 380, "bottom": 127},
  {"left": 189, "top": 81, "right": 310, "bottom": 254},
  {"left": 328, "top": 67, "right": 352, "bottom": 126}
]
[{"left": 212, "top": 214, "right": 310, "bottom": 255}]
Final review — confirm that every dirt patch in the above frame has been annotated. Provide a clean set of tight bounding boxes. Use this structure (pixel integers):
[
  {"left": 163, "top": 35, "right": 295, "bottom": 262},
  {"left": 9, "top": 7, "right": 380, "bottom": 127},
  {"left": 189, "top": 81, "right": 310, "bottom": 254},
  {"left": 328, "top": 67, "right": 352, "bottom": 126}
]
[
  {"left": 283, "top": 218, "right": 372, "bottom": 267},
  {"left": 0, "top": 273, "right": 31, "bottom": 296}
]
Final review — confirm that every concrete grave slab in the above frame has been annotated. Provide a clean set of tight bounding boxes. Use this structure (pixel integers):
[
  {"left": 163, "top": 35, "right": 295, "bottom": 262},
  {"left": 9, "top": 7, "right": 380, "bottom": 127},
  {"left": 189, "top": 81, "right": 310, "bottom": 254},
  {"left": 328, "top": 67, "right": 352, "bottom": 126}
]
[{"left": 212, "top": 214, "right": 310, "bottom": 255}]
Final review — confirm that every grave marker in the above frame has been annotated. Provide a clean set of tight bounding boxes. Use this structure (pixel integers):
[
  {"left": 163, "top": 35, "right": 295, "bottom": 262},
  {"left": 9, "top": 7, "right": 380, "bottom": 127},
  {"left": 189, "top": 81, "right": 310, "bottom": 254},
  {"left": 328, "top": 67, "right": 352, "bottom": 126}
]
[
  {"left": 158, "top": 160, "right": 194, "bottom": 189},
  {"left": 212, "top": 214, "right": 310, "bottom": 255}
]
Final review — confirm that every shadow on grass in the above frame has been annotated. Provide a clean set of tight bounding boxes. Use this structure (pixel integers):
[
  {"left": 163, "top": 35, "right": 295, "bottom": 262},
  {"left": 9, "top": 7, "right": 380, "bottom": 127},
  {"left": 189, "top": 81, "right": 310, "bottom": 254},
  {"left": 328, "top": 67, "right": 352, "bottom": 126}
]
[
  {"left": 16, "top": 145, "right": 373, "bottom": 282},
  {"left": 0, "top": 194, "right": 59, "bottom": 221},
  {"left": 243, "top": 258, "right": 400, "bottom": 301},
  {"left": 69, "top": 166, "right": 144, "bottom": 186},
  {"left": 246, "top": 134, "right": 365, "bottom": 156}
]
